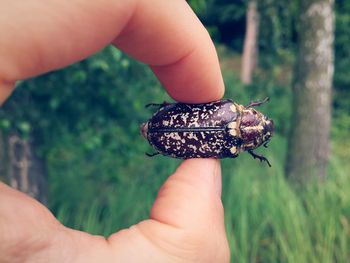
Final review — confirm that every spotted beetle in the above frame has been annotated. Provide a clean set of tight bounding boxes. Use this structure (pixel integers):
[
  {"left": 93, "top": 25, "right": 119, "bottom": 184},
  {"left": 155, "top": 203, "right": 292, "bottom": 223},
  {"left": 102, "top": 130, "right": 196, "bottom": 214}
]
[{"left": 141, "top": 98, "right": 274, "bottom": 166}]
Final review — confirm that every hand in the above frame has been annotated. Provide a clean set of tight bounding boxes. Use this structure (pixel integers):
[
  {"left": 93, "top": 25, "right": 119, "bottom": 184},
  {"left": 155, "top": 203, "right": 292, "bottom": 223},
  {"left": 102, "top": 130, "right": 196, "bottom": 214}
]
[{"left": 0, "top": 1, "right": 229, "bottom": 262}]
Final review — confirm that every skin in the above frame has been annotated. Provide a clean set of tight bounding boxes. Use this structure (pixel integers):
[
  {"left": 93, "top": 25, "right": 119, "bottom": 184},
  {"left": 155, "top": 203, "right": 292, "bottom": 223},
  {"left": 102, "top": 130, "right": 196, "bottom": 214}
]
[{"left": 0, "top": 0, "right": 229, "bottom": 262}]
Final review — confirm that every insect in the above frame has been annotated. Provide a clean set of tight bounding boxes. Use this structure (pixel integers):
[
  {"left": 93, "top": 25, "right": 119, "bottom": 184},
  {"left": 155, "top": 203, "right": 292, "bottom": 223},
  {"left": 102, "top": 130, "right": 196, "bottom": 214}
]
[{"left": 140, "top": 98, "right": 274, "bottom": 166}]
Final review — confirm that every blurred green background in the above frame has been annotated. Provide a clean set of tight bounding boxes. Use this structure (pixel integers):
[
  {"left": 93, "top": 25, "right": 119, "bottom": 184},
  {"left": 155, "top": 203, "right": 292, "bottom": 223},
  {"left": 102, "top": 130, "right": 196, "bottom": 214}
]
[{"left": 1, "top": 0, "right": 350, "bottom": 262}]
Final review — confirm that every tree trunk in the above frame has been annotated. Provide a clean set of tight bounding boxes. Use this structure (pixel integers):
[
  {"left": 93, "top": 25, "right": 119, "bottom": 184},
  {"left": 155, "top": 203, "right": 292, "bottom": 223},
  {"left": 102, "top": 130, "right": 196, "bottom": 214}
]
[
  {"left": 241, "top": 0, "right": 259, "bottom": 84},
  {"left": 5, "top": 131, "right": 48, "bottom": 204},
  {"left": 286, "top": 0, "right": 334, "bottom": 182}
]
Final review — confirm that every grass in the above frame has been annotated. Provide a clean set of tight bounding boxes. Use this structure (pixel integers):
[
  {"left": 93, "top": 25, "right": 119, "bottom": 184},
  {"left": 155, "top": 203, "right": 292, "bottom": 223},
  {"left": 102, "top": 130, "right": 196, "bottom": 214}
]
[
  {"left": 222, "top": 154, "right": 349, "bottom": 262},
  {"left": 53, "top": 135, "right": 350, "bottom": 263}
]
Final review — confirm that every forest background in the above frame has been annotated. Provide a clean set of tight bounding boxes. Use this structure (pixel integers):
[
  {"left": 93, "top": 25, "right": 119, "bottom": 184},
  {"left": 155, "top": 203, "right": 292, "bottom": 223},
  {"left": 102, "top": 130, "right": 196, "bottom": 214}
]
[{"left": 0, "top": 0, "right": 349, "bottom": 262}]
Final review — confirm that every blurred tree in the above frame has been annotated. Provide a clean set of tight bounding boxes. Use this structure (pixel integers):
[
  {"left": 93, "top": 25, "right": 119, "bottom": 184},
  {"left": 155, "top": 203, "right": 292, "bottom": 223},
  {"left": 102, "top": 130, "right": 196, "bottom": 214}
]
[
  {"left": 0, "top": 102, "right": 48, "bottom": 203},
  {"left": 241, "top": 0, "right": 259, "bottom": 84},
  {"left": 6, "top": 132, "right": 47, "bottom": 204},
  {"left": 257, "top": 0, "right": 298, "bottom": 68},
  {"left": 286, "top": 0, "right": 334, "bottom": 181}
]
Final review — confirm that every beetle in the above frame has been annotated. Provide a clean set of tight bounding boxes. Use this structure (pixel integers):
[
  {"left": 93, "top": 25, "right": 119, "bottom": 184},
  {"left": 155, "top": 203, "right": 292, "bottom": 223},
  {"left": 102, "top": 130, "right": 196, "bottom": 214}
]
[{"left": 140, "top": 97, "right": 274, "bottom": 166}]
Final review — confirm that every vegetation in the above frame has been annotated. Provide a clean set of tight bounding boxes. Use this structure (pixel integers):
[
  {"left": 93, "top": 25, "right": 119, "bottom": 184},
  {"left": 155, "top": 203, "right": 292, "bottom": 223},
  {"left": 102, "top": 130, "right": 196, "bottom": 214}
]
[{"left": 1, "top": 0, "right": 350, "bottom": 262}]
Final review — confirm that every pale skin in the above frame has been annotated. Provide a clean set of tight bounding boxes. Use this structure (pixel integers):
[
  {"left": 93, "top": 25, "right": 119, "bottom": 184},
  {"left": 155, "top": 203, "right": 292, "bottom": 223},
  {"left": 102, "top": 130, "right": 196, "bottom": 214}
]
[{"left": 0, "top": 0, "right": 230, "bottom": 262}]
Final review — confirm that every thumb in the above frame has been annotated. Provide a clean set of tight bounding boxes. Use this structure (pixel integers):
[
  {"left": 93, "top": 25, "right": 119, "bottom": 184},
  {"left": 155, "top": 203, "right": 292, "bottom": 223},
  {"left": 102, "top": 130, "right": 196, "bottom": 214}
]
[
  {"left": 150, "top": 158, "right": 224, "bottom": 229},
  {"left": 109, "top": 159, "right": 230, "bottom": 262}
]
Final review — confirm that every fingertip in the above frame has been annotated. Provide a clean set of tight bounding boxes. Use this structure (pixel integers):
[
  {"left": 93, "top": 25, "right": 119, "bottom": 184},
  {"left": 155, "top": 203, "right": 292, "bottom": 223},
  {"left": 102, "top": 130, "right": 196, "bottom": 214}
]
[
  {"left": 176, "top": 158, "right": 222, "bottom": 196},
  {"left": 150, "top": 42, "right": 225, "bottom": 104},
  {"left": 177, "top": 158, "right": 220, "bottom": 172},
  {"left": 165, "top": 75, "right": 225, "bottom": 104},
  {"left": 150, "top": 158, "right": 223, "bottom": 229}
]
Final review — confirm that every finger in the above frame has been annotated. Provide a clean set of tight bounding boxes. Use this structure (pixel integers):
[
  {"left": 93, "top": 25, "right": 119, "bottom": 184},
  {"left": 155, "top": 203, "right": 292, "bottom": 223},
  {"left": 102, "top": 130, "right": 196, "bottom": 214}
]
[
  {"left": 113, "top": 0, "right": 224, "bottom": 103},
  {"left": 0, "top": 0, "right": 224, "bottom": 105},
  {"left": 150, "top": 159, "right": 224, "bottom": 230},
  {"left": 108, "top": 159, "right": 229, "bottom": 262}
]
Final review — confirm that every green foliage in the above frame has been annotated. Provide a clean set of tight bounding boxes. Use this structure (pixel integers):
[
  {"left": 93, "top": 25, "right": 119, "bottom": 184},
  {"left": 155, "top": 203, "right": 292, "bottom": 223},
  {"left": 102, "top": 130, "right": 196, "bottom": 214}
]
[
  {"left": 334, "top": 0, "right": 350, "bottom": 126},
  {"left": 258, "top": 0, "right": 298, "bottom": 57},
  {"left": 334, "top": 0, "right": 350, "bottom": 88},
  {"left": 191, "top": 0, "right": 247, "bottom": 47},
  {"left": 188, "top": 0, "right": 207, "bottom": 14},
  {"left": 205, "top": 0, "right": 247, "bottom": 23}
]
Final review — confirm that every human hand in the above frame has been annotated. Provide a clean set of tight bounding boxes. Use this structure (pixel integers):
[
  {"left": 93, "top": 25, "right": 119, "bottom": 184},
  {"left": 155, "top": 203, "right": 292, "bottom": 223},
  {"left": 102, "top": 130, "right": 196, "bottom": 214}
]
[{"left": 0, "top": 1, "right": 229, "bottom": 262}]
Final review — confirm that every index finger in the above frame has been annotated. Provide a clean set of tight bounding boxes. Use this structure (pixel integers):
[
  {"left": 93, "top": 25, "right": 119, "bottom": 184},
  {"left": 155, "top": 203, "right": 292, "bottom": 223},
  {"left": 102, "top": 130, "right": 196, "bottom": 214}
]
[
  {"left": 0, "top": 0, "right": 224, "bottom": 104},
  {"left": 113, "top": 1, "right": 224, "bottom": 103}
]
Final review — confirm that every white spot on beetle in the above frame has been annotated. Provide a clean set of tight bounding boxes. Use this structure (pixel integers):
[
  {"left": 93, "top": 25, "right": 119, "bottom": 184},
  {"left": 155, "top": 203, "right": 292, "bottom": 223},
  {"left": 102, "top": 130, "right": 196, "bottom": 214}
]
[
  {"left": 188, "top": 145, "right": 197, "bottom": 151},
  {"left": 187, "top": 133, "right": 198, "bottom": 140},
  {"left": 180, "top": 113, "right": 189, "bottom": 124},
  {"left": 228, "top": 122, "right": 237, "bottom": 129},
  {"left": 228, "top": 121, "right": 239, "bottom": 136},
  {"left": 242, "top": 125, "right": 264, "bottom": 132},
  {"left": 230, "top": 146, "right": 238, "bottom": 155},
  {"left": 230, "top": 104, "right": 237, "bottom": 113}
]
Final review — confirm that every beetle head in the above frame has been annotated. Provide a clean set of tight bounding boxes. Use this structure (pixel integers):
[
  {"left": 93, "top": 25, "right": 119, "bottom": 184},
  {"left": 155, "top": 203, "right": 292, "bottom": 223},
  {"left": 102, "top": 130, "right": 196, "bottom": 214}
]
[{"left": 239, "top": 108, "right": 274, "bottom": 151}]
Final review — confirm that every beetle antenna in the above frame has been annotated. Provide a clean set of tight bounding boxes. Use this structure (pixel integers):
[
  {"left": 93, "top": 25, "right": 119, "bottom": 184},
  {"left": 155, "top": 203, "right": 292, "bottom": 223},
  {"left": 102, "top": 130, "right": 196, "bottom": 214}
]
[
  {"left": 245, "top": 97, "right": 270, "bottom": 108},
  {"left": 248, "top": 150, "right": 271, "bottom": 167}
]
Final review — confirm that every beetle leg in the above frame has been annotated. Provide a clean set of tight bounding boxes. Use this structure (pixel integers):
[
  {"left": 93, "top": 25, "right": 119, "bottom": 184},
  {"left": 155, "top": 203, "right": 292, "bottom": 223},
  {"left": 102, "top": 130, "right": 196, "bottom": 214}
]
[
  {"left": 248, "top": 150, "right": 271, "bottom": 167},
  {"left": 263, "top": 141, "right": 269, "bottom": 148},
  {"left": 145, "top": 101, "right": 170, "bottom": 109},
  {"left": 245, "top": 97, "right": 269, "bottom": 108},
  {"left": 146, "top": 152, "right": 160, "bottom": 157},
  {"left": 145, "top": 103, "right": 160, "bottom": 108}
]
